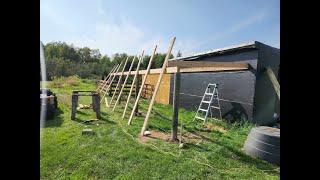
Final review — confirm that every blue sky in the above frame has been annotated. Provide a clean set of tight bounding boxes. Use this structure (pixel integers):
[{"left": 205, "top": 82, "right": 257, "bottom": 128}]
[{"left": 40, "top": 0, "right": 279, "bottom": 56}]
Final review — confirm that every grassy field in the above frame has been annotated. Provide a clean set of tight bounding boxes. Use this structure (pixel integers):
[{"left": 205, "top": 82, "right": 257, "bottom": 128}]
[{"left": 40, "top": 77, "right": 280, "bottom": 179}]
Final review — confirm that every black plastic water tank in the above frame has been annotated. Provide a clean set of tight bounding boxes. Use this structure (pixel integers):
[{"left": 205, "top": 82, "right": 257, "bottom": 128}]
[
  {"left": 40, "top": 89, "right": 58, "bottom": 119},
  {"left": 243, "top": 126, "right": 280, "bottom": 165}
]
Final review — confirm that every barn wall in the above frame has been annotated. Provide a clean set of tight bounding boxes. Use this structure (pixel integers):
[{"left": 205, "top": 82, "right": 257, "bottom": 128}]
[
  {"left": 169, "top": 49, "right": 259, "bottom": 122},
  {"left": 170, "top": 70, "right": 256, "bottom": 122},
  {"left": 141, "top": 73, "right": 171, "bottom": 104},
  {"left": 253, "top": 43, "right": 280, "bottom": 125}
]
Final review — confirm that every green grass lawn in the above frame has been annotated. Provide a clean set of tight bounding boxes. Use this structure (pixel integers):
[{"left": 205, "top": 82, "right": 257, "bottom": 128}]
[{"left": 41, "top": 77, "right": 280, "bottom": 179}]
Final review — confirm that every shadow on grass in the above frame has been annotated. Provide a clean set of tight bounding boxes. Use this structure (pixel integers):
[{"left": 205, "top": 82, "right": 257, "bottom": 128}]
[
  {"left": 71, "top": 111, "right": 116, "bottom": 125},
  {"left": 182, "top": 130, "right": 278, "bottom": 175},
  {"left": 100, "top": 111, "right": 116, "bottom": 124},
  {"left": 44, "top": 108, "right": 64, "bottom": 128},
  {"left": 179, "top": 123, "right": 278, "bottom": 175},
  {"left": 152, "top": 110, "right": 172, "bottom": 122},
  {"left": 215, "top": 140, "right": 279, "bottom": 175}
]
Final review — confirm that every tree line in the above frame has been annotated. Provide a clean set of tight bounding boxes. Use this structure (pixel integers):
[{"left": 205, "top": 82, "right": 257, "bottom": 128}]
[{"left": 44, "top": 42, "right": 181, "bottom": 80}]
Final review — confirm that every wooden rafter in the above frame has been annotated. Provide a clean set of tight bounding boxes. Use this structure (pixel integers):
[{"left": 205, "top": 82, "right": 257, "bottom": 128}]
[
  {"left": 100, "top": 61, "right": 123, "bottom": 103},
  {"left": 140, "top": 37, "right": 176, "bottom": 136},
  {"left": 96, "top": 65, "right": 116, "bottom": 92},
  {"left": 122, "top": 51, "right": 144, "bottom": 119},
  {"left": 265, "top": 67, "right": 280, "bottom": 100},
  {"left": 97, "top": 64, "right": 119, "bottom": 92},
  {"left": 109, "top": 57, "right": 129, "bottom": 106},
  {"left": 112, "top": 56, "right": 137, "bottom": 111},
  {"left": 128, "top": 45, "right": 158, "bottom": 125}
]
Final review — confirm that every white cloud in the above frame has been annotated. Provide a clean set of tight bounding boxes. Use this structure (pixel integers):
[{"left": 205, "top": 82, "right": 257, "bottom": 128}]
[
  {"left": 228, "top": 10, "right": 267, "bottom": 34},
  {"left": 41, "top": 1, "right": 273, "bottom": 58},
  {"left": 191, "top": 10, "right": 269, "bottom": 52},
  {"left": 40, "top": 1, "right": 73, "bottom": 32},
  {"left": 41, "top": 0, "right": 176, "bottom": 56},
  {"left": 66, "top": 18, "right": 165, "bottom": 56},
  {"left": 96, "top": 0, "right": 106, "bottom": 16}
]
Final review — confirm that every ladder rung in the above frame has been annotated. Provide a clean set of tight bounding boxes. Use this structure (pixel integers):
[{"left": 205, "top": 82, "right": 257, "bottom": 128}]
[
  {"left": 211, "top": 106, "right": 220, "bottom": 109},
  {"left": 205, "top": 93, "right": 213, "bottom": 95},
  {"left": 195, "top": 116, "right": 205, "bottom": 120},
  {"left": 199, "top": 108, "right": 208, "bottom": 112},
  {"left": 202, "top": 101, "right": 211, "bottom": 103}
]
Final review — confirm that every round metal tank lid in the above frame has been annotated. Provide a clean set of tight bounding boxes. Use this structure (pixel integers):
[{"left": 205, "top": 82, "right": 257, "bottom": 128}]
[{"left": 252, "top": 126, "right": 280, "bottom": 137}]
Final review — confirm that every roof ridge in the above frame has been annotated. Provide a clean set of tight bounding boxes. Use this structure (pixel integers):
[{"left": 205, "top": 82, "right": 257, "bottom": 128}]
[{"left": 171, "top": 41, "right": 258, "bottom": 61}]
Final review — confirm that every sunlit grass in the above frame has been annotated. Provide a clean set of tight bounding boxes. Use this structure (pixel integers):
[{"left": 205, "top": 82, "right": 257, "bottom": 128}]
[{"left": 40, "top": 78, "right": 279, "bottom": 179}]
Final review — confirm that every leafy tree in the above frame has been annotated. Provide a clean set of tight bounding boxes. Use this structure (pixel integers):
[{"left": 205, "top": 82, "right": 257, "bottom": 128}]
[
  {"left": 154, "top": 53, "right": 168, "bottom": 68},
  {"left": 45, "top": 42, "right": 80, "bottom": 62},
  {"left": 43, "top": 41, "right": 175, "bottom": 80}
]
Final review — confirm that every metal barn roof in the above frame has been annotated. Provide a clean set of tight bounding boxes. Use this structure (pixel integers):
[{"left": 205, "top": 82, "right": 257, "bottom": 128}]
[{"left": 170, "top": 41, "right": 260, "bottom": 61}]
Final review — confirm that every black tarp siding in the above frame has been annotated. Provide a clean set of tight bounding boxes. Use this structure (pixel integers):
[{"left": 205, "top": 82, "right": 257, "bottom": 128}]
[
  {"left": 169, "top": 44, "right": 280, "bottom": 125},
  {"left": 169, "top": 71, "right": 256, "bottom": 121},
  {"left": 169, "top": 49, "right": 258, "bottom": 122}
]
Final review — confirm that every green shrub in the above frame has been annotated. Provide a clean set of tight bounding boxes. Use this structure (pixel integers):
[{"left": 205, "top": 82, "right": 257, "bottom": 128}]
[
  {"left": 50, "top": 75, "right": 81, "bottom": 88},
  {"left": 65, "top": 75, "right": 81, "bottom": 86}
]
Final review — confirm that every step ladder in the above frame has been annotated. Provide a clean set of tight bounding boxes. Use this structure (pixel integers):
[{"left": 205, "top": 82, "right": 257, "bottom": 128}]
[{"left": 193, "top": 83, "right": 222, "bottom": 124}]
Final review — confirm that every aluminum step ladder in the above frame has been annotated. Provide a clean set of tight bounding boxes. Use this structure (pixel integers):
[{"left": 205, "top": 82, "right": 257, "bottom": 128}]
[{"left": 193, "top": 83, "right": 222, "bottom": 123}]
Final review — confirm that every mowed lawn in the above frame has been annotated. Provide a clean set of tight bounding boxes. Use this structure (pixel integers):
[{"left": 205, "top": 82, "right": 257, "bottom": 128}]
[{"left": 40, "top": 77, "right": 280, "bottom": 179}]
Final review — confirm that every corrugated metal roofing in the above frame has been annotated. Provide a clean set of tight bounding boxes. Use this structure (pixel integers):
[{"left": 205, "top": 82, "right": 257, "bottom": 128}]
[{"left": 170, "top": 41, "right": 259, "bottom": 61}]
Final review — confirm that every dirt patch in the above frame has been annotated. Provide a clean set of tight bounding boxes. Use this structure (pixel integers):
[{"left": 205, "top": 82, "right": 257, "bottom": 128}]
[
  {"left": 137, "top": 123, "right": 226, "bottom": 144},
  {"left": 138, "top": 130, "right": 171, "bottom": 143},
  {"left": 138, "top": 130, "right": 206, "bottom": 144}
]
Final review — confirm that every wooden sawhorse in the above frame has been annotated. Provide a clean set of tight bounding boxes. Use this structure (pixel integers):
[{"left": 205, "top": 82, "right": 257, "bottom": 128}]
[{"left": 71, "top": 91, "right": 101, "bottom": 120}]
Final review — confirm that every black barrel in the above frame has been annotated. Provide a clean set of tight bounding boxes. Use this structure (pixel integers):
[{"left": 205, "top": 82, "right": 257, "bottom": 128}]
[
  {"left": 243, "top": 126, "right": 280, "bottom": 165},
  {"left": 40, "top": 88, "right": 58, "bottom": 120}
]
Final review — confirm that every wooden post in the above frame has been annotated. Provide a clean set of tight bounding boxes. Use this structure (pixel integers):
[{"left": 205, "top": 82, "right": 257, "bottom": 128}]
[
  {"left": 71, "top": 92, "right": 78, "bottom": 120},
  {"left": 265, "top": 67, "right": 280, "bottom": 100},
  {"left": 92, "top": 92, "right": 101, "bottom": 119},
  {"left": 128, "top": 45, "right": 158, "bottom": 125},
  {"left": 171, "top": 67, "right": 180, "bottom": 141},
  {"left": 140, "top": 37, "right": 176, "bottom": 136},
  {"left": 112, "top": 56, "right": 136, "bottom": 111},
  {"left": 100, "top": 62, "right": 122, "bottom": 103},
  {"left": 122, "top": 51, "right": 144, "bottom": 119},
  {"left": 109, "top": 57, "right": 129, "bottom": 106},
  {"left": 134, "top": 74, "right": 141, "bottom": 116}
]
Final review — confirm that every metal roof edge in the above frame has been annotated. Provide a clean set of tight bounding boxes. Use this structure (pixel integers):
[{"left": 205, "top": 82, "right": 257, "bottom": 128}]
[{"left": 170, "top": 41, "right": 260, "bottom": 61}]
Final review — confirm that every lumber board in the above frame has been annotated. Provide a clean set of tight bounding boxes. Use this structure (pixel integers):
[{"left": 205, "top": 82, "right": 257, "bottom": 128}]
[
  {"left": 112, "top": 56, "right": 136, "bottom": 111},
  {"left": 128, "top": 45, "right": 158, "bottom": 125},
  {"left": 265, "top": 67, "right": 280, "bottom": 100},
  {"left": 111, "top": 62, "right": 249, "bottom": 76},
  {"left": 97, "top": 65, "right": 117, "bottom": 92},
  {"left": 141, "top": 74, "right": 171, "bottom": 104},
  {"left": 100, "top": 62, "right": 122, "bottom": 103},
  {"left": 98, "top": 64, "right": 118, "bottom": 92},
  {"left": 166, "top": 65, "right": 248, "bottom": 73},
  {"left": 140, "top": 37, "right": 176, "bottom": 136},
  {"left": 109, "top": 57, "right": 129, "bottom": 106},
  {"left": 167, "top": 60, "right": 248, "bottom": 68},
  {"left": 122, "top": 51, "right": 144, "bottom": 119}
]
